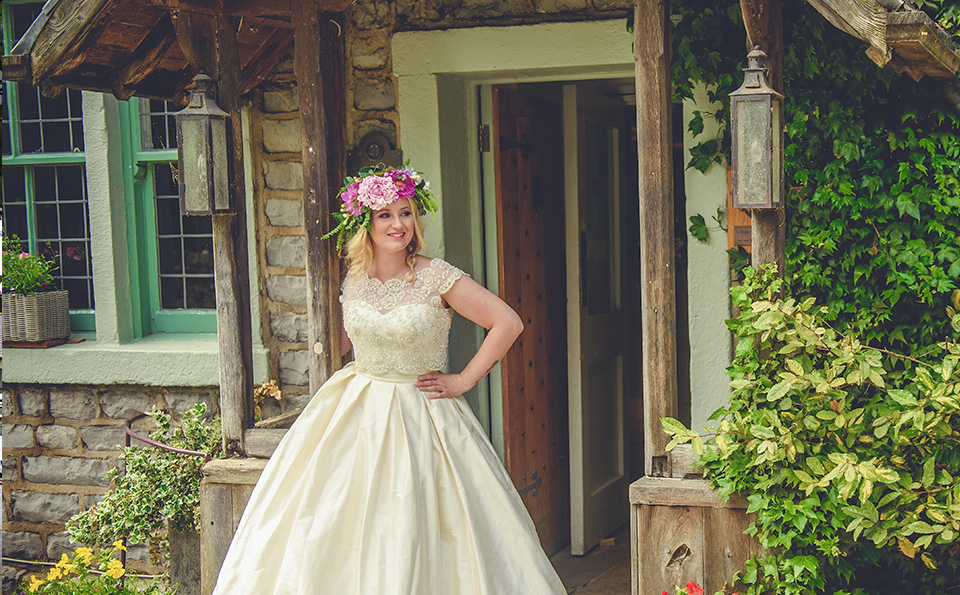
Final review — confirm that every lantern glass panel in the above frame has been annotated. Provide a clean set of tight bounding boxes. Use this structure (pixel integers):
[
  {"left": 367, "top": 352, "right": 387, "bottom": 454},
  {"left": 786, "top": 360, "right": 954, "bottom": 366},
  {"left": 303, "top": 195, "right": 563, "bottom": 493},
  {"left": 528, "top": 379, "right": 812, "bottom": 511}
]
[
  {"left": 735, "top": 97, "right": 769, "bottom": 208},
  {"left": 210, "top": 117, "right": 230, "bottom": 211},
  {"left": 771, "top": 101, "right": 783, "bottom": 207},
  {"left": 180, "top": 117, "right": 210, "bottom": 214}
]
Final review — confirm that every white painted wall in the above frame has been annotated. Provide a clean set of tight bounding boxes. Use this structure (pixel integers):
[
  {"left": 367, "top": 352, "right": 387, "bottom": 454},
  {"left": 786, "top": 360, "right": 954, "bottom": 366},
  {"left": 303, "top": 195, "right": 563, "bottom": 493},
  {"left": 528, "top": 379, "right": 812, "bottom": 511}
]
[{"left": 683, "top": 84, "right": 734, "bottom": 431}]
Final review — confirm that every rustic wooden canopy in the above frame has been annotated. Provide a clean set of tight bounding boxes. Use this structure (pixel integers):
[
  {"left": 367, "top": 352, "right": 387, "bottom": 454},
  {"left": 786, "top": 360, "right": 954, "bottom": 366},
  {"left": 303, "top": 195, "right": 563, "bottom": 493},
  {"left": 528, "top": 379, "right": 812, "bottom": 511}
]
[
  {"left": 806, "top": 0, "right": 960, "bottom": 81},
  {"left": 0, "top": 0, "right": 351, "bottom": 102}
]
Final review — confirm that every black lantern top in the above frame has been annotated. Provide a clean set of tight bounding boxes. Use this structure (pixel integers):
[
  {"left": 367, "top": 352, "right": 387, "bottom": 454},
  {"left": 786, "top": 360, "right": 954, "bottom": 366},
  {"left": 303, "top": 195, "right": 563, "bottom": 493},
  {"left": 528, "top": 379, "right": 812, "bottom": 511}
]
[
  {"left": 183, "top": 73, "right": 229, "bottom": 120},
  {"left": 732, "top": 45, "right": 782, "bottom": 100}
]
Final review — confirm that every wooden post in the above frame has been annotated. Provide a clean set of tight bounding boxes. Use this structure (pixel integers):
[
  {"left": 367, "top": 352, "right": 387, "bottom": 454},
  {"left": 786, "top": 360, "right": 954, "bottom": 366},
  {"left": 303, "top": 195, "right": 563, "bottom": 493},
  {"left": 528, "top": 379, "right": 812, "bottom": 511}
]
[
  {"left": 173, "top": 11, "right": 255, "bottom": 456},
  {"left": 634, "top": 0, "right": 678, "bottom": 478},
  {"left": 740, "top": 0, "right": 785, "bottom": 275},
  {"left": 294, "top": 0, "right": 344, "bottom": 395}
]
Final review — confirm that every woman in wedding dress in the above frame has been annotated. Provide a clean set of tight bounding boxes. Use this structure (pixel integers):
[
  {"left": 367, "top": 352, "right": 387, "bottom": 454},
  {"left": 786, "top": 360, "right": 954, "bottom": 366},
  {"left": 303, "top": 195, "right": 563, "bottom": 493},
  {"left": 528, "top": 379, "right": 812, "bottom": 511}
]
[{"left": 211, "top": 165, "right": 566, "bottom": 594}]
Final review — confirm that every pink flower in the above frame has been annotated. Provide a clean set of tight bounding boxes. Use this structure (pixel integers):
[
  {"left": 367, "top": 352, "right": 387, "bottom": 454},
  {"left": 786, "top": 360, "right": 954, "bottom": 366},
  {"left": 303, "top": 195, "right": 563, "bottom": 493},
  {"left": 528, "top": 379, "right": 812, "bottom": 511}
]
[
  {"left": 357, "top": 174, "right": 399, "bottom": 211},
  {"left": 340, "top": 182, "right": 362, "bottom": 215},
  {"left": 19, "top": 252, "right": 30, "bottom": 259},
  {"left": 685, "top": 581, "right": 704, "bottom": 595},
  {"left": 388, "top": 169, "right": 416, "bottom": 199}
]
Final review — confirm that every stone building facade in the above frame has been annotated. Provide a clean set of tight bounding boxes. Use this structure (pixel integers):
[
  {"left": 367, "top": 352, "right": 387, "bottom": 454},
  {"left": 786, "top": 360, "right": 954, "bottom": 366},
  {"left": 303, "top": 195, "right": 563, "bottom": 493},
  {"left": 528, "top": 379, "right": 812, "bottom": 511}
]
[{"left": 3, "top": 0, "right": 652, "bottom": 590}]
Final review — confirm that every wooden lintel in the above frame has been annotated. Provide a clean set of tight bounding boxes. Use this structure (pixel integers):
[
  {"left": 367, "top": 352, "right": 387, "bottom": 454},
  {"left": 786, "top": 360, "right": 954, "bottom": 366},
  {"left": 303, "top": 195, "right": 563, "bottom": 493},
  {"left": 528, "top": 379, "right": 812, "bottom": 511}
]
[
  {"left": 239, "top": 28, "right": 295, "bottom": 95},
  {"left": 202, "top": 458, "right": 268, "bottom": 484},
  {"left": 113, "top": 12, "right": 179, "bottom": 100},
  {"left": 634, "top": 0, "right": 678, "bottom": 478},
  {"left": 143, "top": 0, "right": 293, "bottom": 18}
]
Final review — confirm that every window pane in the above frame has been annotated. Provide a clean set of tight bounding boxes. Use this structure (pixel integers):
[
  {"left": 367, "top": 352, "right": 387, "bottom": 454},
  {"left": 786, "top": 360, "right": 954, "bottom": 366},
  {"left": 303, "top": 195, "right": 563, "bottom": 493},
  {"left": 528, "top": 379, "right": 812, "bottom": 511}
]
[
  {"left": 141, "top": 99, "right": 180, "bottom": 151},
  {"left": 32, "top": 165, "right": 94, "bottom": 310},
  {"left": 16, "top": 83, "right": 83, "bottom": 154},
  {"left": 1, "top": 166, "right": 28, "bottom": 240},
  {"left": 2, "top": 93, "right": 10, "bottom": 156},
  {"left": 154, "top": 163, "right": 214, "bottom": 310},
  {"left": 11, "top": 4, "right": 43, "bottom": 42}
]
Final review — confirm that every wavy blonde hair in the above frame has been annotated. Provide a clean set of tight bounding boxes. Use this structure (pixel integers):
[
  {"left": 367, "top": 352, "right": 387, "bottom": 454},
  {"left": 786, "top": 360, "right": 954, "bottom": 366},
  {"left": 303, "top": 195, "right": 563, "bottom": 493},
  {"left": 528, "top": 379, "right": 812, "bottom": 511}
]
[{"left": 344, "top": 201, "right": 427, "bottom": 280}]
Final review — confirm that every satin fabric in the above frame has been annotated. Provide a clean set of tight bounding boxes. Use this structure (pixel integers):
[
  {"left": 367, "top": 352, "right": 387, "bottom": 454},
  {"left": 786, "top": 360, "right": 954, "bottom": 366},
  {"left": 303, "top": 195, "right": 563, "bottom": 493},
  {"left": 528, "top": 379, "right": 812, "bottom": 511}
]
[{"left": 212, "top": 363, "right": 566, "bottom": 594}]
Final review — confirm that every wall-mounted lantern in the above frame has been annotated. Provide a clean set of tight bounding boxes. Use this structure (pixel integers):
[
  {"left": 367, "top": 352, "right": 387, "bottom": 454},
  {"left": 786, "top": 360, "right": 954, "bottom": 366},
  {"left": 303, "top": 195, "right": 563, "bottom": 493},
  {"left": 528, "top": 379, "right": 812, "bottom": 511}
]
[
  {"left": 176, "top": 73, "right": 231, "bottom": 215},
  {"left": 730, "top": 45, "right": 784, "bottom": 210}
]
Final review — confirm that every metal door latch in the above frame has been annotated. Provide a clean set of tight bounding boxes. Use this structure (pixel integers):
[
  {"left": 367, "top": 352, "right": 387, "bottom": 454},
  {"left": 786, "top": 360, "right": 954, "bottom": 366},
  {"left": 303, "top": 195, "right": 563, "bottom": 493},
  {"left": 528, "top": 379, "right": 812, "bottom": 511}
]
[{"left": 517, "top": 470, "right": 542, "bottom": 497}]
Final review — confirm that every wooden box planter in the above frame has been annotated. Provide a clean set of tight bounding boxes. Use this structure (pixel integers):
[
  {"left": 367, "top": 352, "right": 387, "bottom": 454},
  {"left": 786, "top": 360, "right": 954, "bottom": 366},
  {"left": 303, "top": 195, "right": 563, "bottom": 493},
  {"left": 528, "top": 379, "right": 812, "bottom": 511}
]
[
  {"left": 630, "top": 446, "right": 762, "bottom": 594},
  {"left": 2, "top": 289, "right": 70, "bottom": 342}
]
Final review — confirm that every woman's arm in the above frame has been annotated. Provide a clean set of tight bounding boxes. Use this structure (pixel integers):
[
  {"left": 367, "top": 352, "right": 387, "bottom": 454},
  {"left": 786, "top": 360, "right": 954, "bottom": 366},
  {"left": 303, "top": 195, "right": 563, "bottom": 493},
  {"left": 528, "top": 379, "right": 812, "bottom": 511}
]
[{"left": 415, "top": 275, "right": 523, "bottom": 399}]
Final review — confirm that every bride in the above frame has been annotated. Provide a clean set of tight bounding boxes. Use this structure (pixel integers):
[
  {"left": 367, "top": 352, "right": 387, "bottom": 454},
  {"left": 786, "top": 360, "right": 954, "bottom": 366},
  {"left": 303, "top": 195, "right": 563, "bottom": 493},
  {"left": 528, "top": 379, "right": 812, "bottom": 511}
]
[{"left": 211, "top": 165, "right": 566, "bottom": 594}]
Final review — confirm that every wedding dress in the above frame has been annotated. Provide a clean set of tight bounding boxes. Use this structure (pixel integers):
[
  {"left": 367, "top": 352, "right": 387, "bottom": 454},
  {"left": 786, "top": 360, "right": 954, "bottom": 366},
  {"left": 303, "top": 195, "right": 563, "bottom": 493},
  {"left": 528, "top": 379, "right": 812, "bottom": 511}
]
[{"left": 212, "top": 258, "right": 566, "bottom": 594}]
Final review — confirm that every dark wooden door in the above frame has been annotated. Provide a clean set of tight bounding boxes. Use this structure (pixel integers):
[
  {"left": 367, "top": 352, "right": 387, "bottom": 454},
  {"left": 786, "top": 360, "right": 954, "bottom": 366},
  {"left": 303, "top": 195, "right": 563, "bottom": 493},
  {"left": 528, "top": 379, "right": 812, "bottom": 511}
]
[{"left": 492, "top": 86, "right": 570, "bottom": 555}]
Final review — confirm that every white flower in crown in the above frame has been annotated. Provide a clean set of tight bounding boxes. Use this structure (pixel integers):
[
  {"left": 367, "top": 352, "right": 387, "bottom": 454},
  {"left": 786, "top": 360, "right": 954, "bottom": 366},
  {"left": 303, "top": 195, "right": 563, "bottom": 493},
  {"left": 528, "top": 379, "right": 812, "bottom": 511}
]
[{"left": 357, "top": 175, "right": 399, "bottom": 211}]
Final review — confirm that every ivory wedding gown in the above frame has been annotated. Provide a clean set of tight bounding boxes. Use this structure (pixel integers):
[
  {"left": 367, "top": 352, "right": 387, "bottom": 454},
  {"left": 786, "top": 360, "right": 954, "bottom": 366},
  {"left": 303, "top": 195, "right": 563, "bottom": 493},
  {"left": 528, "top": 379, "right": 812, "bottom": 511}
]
[{"left": 212, "top": 258, "right": 566, "bottom": 594}]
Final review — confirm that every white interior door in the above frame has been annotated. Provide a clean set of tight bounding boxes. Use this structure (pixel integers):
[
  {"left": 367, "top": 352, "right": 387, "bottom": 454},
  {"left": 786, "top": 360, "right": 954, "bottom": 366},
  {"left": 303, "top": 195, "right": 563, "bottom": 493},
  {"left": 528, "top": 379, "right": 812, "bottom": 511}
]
[{"left": 564, "top": 83, "right": 633, "bottom": 555}]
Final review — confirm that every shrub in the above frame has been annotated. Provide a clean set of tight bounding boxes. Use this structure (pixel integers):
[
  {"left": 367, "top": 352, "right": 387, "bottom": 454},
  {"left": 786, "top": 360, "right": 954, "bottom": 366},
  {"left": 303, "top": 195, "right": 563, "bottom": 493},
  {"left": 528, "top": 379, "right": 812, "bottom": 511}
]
[{"left": 18, "top": 543, "right": 176, "bottom": 594}]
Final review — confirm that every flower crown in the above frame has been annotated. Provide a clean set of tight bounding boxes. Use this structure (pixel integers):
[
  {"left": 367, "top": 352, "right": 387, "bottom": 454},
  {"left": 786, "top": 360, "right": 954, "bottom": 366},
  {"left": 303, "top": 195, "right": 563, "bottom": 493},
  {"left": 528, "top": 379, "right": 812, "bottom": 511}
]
[{"left": 322, "top": 163, "right": 440, "bottom": 250}]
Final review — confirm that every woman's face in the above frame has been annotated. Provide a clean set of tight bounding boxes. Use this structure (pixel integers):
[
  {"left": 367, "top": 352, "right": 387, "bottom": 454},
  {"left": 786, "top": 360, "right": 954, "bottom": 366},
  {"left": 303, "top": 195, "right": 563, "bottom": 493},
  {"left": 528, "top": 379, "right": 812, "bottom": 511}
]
[{"left": 370, "top": 198, "right": 415, "bottom": 253}]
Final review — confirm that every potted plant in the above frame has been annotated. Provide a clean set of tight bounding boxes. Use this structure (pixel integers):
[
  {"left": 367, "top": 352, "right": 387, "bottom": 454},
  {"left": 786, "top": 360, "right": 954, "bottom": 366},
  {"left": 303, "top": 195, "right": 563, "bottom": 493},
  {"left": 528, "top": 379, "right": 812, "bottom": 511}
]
[
  {"left": 1, "top": 234, "right": 70, "bottom": 342},
  {"left": 67, "top": 405, "right": 222, "bottom": 595}
]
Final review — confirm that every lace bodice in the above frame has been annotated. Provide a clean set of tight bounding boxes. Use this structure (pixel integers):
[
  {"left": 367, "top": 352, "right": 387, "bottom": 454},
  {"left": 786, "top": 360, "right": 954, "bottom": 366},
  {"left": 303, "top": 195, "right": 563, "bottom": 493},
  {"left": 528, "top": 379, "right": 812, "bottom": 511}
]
[{"left": 341, "top": 259, "right": 465, "bottom": 375}]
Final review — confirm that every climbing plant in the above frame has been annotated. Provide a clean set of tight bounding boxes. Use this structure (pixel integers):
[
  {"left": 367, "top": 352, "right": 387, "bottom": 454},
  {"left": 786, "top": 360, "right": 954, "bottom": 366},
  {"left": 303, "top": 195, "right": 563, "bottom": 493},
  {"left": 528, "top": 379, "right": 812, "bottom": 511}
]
[{"left": 671, "top": 0, "right": 960, "bottom": 352}]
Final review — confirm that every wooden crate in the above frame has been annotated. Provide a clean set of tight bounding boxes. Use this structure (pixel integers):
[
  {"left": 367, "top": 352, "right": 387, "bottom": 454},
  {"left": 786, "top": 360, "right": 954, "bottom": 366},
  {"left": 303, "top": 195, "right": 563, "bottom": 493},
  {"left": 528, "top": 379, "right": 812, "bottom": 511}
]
[
  {"left": 630, "top": 476, "right": 761, "bottom": 594},
  {"left": 199, "top": 458, "right": 267, "bottom": 595}
]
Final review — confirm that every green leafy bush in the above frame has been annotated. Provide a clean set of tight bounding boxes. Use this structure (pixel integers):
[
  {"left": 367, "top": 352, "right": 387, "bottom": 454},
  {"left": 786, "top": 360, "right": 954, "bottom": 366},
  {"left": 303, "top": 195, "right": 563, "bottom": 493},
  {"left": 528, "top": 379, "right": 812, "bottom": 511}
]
[
  {"left": 67, "top": 405, "right": 221, "bottom": 562},
  {"left": 672, "top": 0, "right": 960, "bottom": 351},
  {"left": 18, "top": 543, "right": 176, "bottom": 594},
  {"left": 664, "top": 266, "right": 960, "bottom": 594}
]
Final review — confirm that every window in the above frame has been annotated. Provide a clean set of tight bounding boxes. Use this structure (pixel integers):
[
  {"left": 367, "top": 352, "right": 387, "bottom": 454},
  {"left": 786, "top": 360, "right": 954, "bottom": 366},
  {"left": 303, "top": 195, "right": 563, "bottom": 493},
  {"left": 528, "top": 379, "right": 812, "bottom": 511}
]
[
  {"left": 122, "top": 99, "right": 217, "bottom": 335},
  {"left": 2, "top": 0, "right": 95, "bottom": 331}
]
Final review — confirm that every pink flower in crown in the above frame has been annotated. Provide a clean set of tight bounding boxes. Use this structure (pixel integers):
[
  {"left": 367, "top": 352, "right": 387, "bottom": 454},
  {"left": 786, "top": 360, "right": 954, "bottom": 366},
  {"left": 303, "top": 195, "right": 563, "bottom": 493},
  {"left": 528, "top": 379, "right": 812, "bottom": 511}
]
[
  {"left": 357, "top": 174, "right": 399, "bottom": 211},
  {"left": 340, "top": 182, "right": 362, "bottom": 215},
  {"left": 388, "top": 169, "right": 416, "bottom": 199}
]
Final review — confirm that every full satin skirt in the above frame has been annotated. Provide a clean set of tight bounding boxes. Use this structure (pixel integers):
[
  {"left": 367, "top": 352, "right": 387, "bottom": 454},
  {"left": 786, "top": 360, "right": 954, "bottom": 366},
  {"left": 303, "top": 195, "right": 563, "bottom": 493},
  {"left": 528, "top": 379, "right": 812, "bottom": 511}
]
[{"left": 212, "top": 363, "right": 566, "bottom": 594}]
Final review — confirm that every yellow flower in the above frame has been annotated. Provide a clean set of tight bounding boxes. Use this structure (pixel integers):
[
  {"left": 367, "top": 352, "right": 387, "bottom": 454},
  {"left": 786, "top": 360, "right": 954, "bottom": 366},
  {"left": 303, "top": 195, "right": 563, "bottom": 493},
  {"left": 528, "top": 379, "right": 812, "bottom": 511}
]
[
  {"left": 112, "top": 539, "right": 127, "bottom": 552},
  {"left": 105, "top": 559, "right": 125, "bottom": 580},
  {"left": 75, "top": 547, "right": 94, "bottom": 564},
  {"left": 27, "top": 575, "right": 44, "bottom": 592},
  {"left": 46, "top": 567, "right": 62, "bottom": 581}
]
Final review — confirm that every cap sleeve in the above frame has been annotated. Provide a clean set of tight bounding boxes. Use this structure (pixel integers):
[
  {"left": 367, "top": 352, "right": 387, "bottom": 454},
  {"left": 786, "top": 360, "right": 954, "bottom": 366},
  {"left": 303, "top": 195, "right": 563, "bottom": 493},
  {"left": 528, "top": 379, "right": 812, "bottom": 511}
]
[
  {"left": 339, "top": 273, "right": 359, "bottom": 303},
  {"left": 427, "top": 259, "right": 466, "bottom": 295}
]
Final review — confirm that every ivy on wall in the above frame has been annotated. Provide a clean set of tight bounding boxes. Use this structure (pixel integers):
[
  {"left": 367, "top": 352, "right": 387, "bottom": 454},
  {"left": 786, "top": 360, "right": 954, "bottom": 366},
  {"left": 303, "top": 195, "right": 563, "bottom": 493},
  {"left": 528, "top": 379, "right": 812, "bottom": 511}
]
[{"left": 670, "top": 0, "right": 960, "bottom": 352}]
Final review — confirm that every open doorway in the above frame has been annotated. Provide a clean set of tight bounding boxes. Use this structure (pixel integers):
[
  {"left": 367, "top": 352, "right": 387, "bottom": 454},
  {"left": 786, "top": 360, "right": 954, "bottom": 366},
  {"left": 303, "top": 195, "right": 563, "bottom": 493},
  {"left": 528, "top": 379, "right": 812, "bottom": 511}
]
[{"left": 482, "top": 78, "right": 646, "bottom": 556}]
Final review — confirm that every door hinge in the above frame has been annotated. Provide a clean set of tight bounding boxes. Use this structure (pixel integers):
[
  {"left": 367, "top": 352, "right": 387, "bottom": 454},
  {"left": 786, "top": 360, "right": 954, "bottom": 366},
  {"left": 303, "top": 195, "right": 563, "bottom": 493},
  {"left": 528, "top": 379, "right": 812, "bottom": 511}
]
[{"left": 478, "top": 124, "right": 490, "bottom": 153}]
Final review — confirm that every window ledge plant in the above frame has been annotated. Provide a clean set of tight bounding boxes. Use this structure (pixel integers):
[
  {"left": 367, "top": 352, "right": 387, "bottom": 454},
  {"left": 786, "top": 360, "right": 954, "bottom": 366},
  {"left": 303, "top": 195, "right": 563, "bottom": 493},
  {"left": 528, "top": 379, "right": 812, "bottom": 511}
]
[{"left": 2, "top": 234, "right": 71, "bottom": 342}]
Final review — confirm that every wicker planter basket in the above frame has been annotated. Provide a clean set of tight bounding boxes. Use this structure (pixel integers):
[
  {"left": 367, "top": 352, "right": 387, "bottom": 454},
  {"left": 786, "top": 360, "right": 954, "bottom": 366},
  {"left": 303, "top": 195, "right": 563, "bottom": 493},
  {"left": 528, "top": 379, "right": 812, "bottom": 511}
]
[{"left": 2, "top": 290, "right": 70, "bottom": 342}]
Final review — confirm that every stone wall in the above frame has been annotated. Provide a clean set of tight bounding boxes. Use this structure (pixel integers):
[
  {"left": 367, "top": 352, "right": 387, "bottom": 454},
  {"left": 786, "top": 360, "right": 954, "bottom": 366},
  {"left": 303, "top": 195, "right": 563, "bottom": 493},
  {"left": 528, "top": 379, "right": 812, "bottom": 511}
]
[
  {"left": 251, "top": 0, "right": 631, "bottom": 409},
  {"left": 1, "top": 384, "right": 218, "bottom": 592}
]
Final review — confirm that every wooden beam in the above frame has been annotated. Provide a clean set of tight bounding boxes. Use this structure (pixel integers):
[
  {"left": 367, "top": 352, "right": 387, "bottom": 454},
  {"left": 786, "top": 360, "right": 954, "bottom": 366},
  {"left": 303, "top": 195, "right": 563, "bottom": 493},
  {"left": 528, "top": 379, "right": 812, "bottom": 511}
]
[
  {"left": 113, "top": 12, "right": 178, "bottom": 100},
  {"left": 25, "top": 0, "right": 120, "bottom": 84},
  {"left": 634, "top": 0, "right": 678, "bottom": 478},
  {"left": 294, "top": 0, "right": 344, "bottom": 396},
  {"left": 805, "top": 0, "right": 887, "bottom": 65},
  {"left": 887, "top": 10, "right": 960, "bottom": 80},
  {"left": 144, "top": 0, "right": 293, "bottom": 18},
  {"left": 173, "top": 11, "right": 256, "bottom": 457},
  {"left": 238, "top": 28, "right": 295, "bottom": 95},
  {"left": 740, "top": 0, "right": 785, "bottom": 277}
]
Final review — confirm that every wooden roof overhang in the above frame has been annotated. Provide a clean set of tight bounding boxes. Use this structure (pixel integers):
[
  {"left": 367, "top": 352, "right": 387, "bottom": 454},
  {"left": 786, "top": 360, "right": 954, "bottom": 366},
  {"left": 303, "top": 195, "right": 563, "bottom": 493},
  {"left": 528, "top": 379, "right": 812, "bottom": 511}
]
[
  {"left": 807, "top": 0, "right": 960, "bottom": 81},
  {"left": 0, "top": 0, "right": 320, "bottom": 102}
]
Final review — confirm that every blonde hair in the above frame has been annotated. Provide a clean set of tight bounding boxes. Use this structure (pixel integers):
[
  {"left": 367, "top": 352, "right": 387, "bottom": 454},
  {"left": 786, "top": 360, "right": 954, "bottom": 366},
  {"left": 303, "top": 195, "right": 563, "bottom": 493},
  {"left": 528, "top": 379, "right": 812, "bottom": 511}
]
[{"left": 344, "top": 201, "right": 427, "bottom": 280}]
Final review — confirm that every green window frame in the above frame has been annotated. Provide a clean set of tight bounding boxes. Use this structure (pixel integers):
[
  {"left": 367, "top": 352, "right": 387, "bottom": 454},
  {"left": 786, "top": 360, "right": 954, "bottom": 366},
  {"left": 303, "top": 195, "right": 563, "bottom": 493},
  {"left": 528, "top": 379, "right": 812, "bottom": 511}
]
[
  {"left": 2, "top": 0, "right": 95, "bottom": 332},
  {"left": 119, "top": 99, "right": 217, "bottom": 336}
]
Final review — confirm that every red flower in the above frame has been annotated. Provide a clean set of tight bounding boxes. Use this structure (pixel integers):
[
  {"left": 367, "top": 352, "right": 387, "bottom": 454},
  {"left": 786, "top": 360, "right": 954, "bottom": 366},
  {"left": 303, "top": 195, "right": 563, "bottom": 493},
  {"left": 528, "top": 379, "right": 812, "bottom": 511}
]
[
  {"left": 685, "top": 581, "right": 704, "bottom": 595},
  {"left": 662, "top": 592, "right": 669, "bottom": 595}
]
